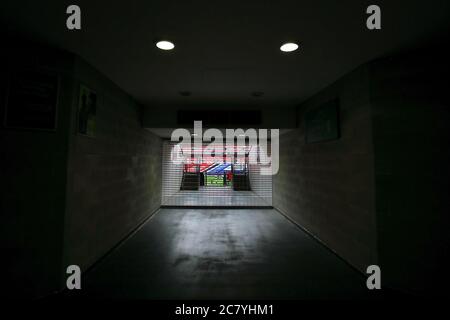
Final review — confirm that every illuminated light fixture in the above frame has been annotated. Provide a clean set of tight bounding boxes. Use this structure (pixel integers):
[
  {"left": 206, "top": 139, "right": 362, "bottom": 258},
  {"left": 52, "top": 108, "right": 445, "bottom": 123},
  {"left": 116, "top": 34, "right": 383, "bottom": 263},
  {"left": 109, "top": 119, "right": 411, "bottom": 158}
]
[
  {"left": 280, "top": 42, "right": 299, "bottom": 52},
  {"left": 156, "top": 40, "right": 175, "bottom": 50}
]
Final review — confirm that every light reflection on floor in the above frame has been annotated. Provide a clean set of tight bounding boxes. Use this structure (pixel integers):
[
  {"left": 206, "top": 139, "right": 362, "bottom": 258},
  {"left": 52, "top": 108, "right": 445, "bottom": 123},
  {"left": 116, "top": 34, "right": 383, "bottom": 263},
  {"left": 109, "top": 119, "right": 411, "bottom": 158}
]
[
  {"left": 66, "top": 209, "right": 384, "bottom": 299},
  {"left": 162, "top": 186, "right": 271, "bottom": 206}
]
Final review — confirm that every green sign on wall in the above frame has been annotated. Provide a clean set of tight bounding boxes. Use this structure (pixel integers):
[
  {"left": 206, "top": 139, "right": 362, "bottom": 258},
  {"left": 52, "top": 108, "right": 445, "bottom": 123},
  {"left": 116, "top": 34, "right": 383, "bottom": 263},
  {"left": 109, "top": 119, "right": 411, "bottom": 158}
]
[{"left": 305, "top": 99, "right": 340, "bottom": 143}]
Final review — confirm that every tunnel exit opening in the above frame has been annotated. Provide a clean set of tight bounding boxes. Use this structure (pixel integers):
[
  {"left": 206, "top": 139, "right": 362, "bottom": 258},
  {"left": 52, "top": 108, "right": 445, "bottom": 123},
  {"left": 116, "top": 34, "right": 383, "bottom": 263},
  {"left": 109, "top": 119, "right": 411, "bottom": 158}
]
[{"left": 161, "top": 141, "right": 272, "bottom": 207}]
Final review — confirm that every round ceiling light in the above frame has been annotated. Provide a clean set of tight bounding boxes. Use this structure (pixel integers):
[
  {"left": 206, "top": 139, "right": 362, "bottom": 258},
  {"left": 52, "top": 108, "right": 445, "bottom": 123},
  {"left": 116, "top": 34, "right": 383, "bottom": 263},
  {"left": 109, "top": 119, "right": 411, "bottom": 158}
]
[
  {"left": 156, "top": 40, "right": 175, "bottom": 50},
  {"left": 280, "top": 42, "right": 299, "bottom": 52}
]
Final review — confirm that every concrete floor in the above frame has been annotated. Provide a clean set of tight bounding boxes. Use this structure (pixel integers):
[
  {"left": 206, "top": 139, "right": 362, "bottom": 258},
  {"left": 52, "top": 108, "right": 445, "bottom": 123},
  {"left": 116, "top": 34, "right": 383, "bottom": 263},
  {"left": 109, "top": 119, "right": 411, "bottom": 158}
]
[
  {"left": 65, "top": 208, "right": 392, "bottom": 299},
  {"left": 162, "top": 187, "right": 271, "bottom": 206}
]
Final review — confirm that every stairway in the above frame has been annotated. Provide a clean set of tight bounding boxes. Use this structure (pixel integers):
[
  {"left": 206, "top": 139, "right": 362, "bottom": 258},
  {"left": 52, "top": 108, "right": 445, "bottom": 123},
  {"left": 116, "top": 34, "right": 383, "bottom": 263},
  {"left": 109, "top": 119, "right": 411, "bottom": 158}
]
[
  {"left": 233, "top": 173, "right": 251, "bottom": 191},
  {"left": 180, "top": 172, "right": 200, "bottom": 190}
]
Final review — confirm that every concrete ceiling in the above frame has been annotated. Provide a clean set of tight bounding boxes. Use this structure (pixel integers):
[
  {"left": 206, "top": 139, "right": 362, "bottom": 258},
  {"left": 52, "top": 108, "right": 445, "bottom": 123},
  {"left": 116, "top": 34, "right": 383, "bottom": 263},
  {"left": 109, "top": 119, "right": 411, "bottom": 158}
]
[
  {"left": 1, "top": 0, "right": 449, "bottom": 108},
  {"left": 146, "top": 128, "right": 293, "bottom": 139}
]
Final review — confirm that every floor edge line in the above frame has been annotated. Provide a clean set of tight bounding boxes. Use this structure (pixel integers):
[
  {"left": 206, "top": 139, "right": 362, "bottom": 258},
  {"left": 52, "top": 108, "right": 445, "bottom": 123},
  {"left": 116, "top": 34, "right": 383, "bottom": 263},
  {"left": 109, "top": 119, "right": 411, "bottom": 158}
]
[
  {"left": 273, "top": 206, "right": 367, "bottom": 278},
  {"left": 49, "top": 206, "right": 162, "bottom": 298}
]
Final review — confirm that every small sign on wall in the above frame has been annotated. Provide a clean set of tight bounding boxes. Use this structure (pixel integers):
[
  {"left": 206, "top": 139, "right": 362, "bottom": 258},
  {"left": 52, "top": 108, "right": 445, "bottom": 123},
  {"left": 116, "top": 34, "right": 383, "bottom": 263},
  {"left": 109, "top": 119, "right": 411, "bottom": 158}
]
[
  {"left": 305, "top": 99, "right": 340, "bottom": 143},
  {"left": 77, "top": 84, "right": 97, "bottom": 136},
  {"left": 4, "top": 69, "right": 59, "bottom": 130}
]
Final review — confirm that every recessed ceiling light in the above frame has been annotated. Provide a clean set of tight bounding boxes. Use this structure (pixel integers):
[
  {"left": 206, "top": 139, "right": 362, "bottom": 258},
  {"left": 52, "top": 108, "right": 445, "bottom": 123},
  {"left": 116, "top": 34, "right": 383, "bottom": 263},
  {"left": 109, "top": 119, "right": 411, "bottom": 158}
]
[
  {"left": 156, "top": 40, "right": 175, "bottom": 50},
  {"left": 280, "top": 42, "right": 299, "bottom": 52}
]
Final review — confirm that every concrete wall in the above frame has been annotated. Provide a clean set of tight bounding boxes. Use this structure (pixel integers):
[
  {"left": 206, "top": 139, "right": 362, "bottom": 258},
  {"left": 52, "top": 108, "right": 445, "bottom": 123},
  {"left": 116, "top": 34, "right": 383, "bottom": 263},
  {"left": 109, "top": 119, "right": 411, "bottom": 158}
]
[
  {"left": 142, "top": 105, "right": 297, "bottom": 129},
  {"left": 370, "top": 48, "right": 450, "bottom": 295},
  {"left": 1, "top": 37, "right": 163, "bottom": 297},
  {"left": 0, "top": 40, "right": 75, "bottom": 298},
  {"left": 161, "top": 141, "right": 183, "bottom": 204},
  {"left": 273, "top": 47, "right": 450, "bottom": 294},
  {"left": 248, "top": 164, "right": 273, "bottom": 205},
  {"left": 249, "top": 145, "right": 273, "bottom": 205},
  {"left": 273, "top": 65, "right": 378, "bottom": 272},
  {"left": 63, "top": 57, "right": 162, "bottom": 273}
]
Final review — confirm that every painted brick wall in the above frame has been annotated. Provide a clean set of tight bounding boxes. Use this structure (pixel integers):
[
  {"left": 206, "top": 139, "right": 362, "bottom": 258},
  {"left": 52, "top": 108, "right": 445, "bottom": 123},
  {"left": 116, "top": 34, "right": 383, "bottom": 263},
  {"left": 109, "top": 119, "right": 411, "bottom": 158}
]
[
  {"left": 161, "top": 141, "right": 183, "bottom": 204},
  {"left": 63, "top": 57, "right": 162, "bottom": 272},
  {"left": 249, "top": 144, "right": 273, "bottom": 205},
  {"left": 273, "top": 65, "right": 378, "bottom": 272}
]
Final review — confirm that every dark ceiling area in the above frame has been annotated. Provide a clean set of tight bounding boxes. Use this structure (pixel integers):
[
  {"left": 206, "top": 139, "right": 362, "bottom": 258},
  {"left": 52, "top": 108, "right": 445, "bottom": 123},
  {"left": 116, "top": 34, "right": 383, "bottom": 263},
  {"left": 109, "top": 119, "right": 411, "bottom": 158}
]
[{"left": 1, "top": 0, "right": 449, "bottom": 108}]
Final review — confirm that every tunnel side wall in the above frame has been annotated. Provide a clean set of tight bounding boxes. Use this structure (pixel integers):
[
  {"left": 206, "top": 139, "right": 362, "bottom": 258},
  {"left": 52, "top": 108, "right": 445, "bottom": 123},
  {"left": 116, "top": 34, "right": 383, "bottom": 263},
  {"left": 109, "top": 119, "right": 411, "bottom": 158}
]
[
  {"left": 370, "top": 48, "right": 450, "bottom": 295},
  {"left": 0, "top": 41, "right": 75, "bottom": 298},
  {"left": 63, "top": 57, "right": 162, "bottom": 276},
  {"left": 273, "top": 65, "right": 378, "bottom": 273}
]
